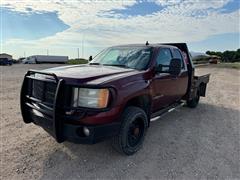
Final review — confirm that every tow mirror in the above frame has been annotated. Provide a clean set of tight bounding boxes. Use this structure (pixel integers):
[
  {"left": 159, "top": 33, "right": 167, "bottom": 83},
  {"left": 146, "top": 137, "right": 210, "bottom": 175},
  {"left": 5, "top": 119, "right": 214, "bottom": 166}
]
[
  {"left": 169, "top": 58, "right": 181, "bottom": 76},
  {"left": 89, "top": 56, "right": 93, "bottom": 61},
  {"left": 155, "top": 64, "right": 163, "bottom": 73},
  {"left": 155, "top": 58, "right": 181, "bottom": 76}
]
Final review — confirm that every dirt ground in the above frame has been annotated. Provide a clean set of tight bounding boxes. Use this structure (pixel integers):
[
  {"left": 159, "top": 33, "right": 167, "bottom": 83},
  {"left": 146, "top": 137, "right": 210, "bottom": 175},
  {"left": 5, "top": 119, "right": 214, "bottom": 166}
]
[{"left": 0, "top": 64, "right": 239, "bottom": 180}]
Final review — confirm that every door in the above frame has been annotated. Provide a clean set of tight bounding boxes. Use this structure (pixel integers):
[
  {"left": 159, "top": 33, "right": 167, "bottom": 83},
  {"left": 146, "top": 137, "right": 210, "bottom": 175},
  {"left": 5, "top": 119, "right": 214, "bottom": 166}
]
[
  {"left": 152, "top": 48, "right": 176, "bottom": 112},
  {"left": 172, "top": 48, "right": 188, "bottom": 100}
]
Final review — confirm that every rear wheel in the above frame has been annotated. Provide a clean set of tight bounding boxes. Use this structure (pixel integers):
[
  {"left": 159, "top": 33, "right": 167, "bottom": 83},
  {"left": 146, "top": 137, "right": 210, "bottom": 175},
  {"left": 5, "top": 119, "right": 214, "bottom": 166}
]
[
  {"left": 187, "top": 89, "right": 200, "bottom": 108},
  {"left": 112, "top": 106, "right": 148, "bottom": 155}
]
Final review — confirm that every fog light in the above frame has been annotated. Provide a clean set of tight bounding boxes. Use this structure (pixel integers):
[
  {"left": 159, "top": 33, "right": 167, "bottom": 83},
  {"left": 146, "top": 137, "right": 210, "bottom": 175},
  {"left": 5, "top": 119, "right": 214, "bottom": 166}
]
[{"left": 83, "top": 127, "right": 90, "bottom": 136}]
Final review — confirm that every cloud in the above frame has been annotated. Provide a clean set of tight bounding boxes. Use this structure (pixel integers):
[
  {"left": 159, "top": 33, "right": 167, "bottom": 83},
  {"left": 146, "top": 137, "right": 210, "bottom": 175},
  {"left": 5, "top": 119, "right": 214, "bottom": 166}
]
[{"left": 1, "top": 0, "right": 239, "bottom": 58}]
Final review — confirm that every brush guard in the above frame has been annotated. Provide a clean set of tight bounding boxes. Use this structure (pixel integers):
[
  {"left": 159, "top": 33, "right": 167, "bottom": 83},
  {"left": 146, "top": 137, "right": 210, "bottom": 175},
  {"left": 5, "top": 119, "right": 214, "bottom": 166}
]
[{"left": 20, "top": 70, "right": 65, "bottom": 142}]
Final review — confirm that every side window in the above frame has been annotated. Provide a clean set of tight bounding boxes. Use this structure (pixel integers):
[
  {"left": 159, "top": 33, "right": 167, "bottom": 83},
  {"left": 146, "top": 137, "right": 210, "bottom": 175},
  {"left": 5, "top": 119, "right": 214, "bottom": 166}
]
[
  {"left": 156, "top": 48, "right": 172, "bottom": 71},
  {"left": 173, "top": 49, "right": 185, "bottom": 69}
]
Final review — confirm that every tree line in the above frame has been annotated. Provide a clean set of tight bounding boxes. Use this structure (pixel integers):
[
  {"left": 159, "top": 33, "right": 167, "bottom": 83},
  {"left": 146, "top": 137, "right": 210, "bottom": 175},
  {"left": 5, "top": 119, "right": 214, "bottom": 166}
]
[{"left": 206, "top": 49, "right": 240, "bottom": 62}]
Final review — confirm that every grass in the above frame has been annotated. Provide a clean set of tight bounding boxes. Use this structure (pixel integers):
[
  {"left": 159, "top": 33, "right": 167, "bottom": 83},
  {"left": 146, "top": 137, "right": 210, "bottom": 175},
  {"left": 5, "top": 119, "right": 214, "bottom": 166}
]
[
  {"left": 216, "top": 62, "right": 240, "bottom": 69},
  {"left": 67, "top": 58, "right": 88, "bottom": 64}
]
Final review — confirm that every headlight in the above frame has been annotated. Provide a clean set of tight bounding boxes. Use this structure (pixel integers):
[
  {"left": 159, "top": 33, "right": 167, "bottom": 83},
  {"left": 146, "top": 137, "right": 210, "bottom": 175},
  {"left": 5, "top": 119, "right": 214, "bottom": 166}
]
[{"left": 72, "top": 88, "right": 110, "bottom": 108}]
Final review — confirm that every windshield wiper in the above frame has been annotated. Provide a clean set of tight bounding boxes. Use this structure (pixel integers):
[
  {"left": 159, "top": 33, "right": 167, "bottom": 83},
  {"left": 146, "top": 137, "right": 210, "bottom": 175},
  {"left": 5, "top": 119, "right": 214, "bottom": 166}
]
[
  {"left": 89, "top": 62, "right": 101, "bottom": 65},
  {"left": 90, "top": 63, "right": 132, "bottom": 69},
  {"left": 102, "top": 64, "right": 128, "bottom": 68}
]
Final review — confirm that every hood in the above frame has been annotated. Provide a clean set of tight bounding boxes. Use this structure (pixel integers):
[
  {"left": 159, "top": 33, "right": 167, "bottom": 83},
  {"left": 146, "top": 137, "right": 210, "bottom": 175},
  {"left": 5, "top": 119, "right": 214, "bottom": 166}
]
[{"left": 42, "top": 64, "right": 138, "bottom": 85}]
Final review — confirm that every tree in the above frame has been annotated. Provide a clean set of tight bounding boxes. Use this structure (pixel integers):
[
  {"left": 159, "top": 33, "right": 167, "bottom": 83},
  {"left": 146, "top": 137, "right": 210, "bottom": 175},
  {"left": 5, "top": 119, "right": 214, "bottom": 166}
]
[{"left": 205, "top": 49, "right": 240, "bottom": 62}]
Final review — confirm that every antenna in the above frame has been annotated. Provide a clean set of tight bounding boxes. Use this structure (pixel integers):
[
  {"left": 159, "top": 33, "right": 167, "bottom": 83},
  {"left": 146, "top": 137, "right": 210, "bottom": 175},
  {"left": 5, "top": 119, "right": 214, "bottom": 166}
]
[{"left": 145, "top": 41, "right": 149, "bottom": 46}]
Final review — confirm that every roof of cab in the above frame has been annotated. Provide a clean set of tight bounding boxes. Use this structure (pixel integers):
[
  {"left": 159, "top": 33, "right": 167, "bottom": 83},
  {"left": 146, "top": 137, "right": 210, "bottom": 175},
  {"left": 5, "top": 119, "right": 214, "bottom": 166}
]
[{"left": 111, "top": 43, "right": 181, "bottom": 49}]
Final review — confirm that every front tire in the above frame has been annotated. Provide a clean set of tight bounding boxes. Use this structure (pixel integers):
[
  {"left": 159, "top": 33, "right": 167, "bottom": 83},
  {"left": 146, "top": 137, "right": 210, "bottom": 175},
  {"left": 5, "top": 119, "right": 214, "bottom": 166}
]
[{"left": 112, "top": 106, "right": 148, "bottom": 155}]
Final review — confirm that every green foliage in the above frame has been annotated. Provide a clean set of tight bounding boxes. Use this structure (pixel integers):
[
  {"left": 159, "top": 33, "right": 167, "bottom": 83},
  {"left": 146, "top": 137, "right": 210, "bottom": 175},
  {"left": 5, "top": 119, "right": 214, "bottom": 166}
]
[
  {"left": 206, "top": 51, "right": 222, "bottom": 57},
  {"left": 206, "top": 49, "right": 240, "bottom": 62},
  {"left": 67, "top": 58, "right": 88, "bottom": 64}
]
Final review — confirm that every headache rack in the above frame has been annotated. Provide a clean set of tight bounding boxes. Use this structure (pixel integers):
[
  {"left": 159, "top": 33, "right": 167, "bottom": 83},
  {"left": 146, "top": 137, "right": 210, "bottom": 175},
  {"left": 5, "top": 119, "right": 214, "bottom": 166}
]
[{"left": 20, "top": 70, "right": 65, "bottom": 142}]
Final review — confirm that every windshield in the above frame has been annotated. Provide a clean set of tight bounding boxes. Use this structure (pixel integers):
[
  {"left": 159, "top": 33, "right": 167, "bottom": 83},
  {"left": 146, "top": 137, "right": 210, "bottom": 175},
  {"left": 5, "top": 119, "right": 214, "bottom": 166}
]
[{"left": 90, "top": 47, "right": 152, "bottom": 70}]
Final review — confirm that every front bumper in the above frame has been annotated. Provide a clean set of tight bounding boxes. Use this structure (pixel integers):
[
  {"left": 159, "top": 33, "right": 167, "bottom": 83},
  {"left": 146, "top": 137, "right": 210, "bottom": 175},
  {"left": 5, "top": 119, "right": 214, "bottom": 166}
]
[
  {"left": 63, "top": 122, "right": 120, "bottom": 144},
  {"left": 31, "top": 111, "right": 120, "bottom": 144},
  {"left": 20, "top": 70, "right": 120, "bottom": 144}
]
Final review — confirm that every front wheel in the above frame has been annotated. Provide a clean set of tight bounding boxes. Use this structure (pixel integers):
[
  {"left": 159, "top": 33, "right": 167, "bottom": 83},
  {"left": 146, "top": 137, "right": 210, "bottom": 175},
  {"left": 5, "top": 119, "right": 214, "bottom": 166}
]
[{"left": 112, "top": 106, "right": 148, "bottom": 155}]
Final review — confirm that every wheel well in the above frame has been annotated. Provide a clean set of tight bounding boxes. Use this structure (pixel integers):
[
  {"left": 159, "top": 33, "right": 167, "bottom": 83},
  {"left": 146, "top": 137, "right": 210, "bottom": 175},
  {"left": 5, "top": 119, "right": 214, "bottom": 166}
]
[{"left": 125, "top": 95, "right": 151, "bottom": 125}]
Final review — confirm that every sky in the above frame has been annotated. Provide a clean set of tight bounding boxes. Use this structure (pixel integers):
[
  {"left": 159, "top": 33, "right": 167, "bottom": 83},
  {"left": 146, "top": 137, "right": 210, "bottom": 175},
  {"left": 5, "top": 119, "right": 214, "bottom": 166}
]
[{"left": 0, "top": 0, "right": 239, "bottom": 59}]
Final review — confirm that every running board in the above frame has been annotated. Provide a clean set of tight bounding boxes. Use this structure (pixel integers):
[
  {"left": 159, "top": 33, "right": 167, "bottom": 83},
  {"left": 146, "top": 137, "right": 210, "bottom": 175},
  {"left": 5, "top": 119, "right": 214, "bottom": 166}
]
[{"left": 150, "top": 102, "right": 185, "bottom": 122}]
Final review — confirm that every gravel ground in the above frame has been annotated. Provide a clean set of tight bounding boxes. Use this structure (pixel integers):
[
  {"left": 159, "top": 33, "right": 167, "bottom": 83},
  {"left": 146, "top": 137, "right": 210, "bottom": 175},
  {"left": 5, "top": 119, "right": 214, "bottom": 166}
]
[{"left": 0, "top": 64, "right": 239, "bottom": 180}]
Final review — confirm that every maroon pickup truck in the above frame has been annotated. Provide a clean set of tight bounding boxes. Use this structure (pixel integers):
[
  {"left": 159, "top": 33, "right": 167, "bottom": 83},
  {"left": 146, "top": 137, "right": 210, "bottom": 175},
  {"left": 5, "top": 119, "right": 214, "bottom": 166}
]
[{"left": 20, "top": 43, "right": 210, "bottom": 155}]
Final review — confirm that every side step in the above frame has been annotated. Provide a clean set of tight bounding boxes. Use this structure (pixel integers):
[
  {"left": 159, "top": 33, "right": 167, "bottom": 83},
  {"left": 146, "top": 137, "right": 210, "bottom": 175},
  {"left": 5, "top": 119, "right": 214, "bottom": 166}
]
[{"left": 150, "top": 102, "right": 185, "bottom": 122}]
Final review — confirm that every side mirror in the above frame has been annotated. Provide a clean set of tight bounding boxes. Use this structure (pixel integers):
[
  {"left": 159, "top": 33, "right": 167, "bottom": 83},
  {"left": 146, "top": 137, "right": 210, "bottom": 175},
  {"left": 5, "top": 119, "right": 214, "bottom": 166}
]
[
  {"left": 155, "top": 58, "right": 181, "bottom": 76},
  {"left": 155, "top": 64, "right": 163, "bottom": 73},
  {"left": 169, "top": 58, "right": 181, "bottom": 76},
  {"left": 89, "top": 56, "right": 93, "bottom": 61}
]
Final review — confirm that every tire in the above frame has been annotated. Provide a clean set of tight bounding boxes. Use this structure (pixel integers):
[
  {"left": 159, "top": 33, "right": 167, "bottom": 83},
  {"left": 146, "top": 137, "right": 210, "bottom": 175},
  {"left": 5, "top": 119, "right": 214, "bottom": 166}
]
[
  {"left": 112, "top": 106, "right": 148, "bottom": 155},
  {"left": 187, "top": 89, "right": 200, "bottom": 108}
]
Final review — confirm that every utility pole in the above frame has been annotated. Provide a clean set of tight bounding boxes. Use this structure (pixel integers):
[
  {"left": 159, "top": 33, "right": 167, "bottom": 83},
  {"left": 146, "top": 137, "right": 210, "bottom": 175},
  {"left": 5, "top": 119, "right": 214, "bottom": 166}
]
[
  {"left": 82, "top": 35, "right": 84, "bottom": 58},
  {"left": 24, "top": 51, "right": 26, "bottom": 57},
  {"left": 77, "top": 48, "right": 79, "bottom": 59}
]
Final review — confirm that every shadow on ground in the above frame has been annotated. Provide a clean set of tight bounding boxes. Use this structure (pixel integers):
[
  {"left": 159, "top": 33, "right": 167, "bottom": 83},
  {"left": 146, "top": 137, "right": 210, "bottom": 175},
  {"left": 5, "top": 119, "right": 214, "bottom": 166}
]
[{"left": 37, "top": 103, "right": 240, "bottom": 179}]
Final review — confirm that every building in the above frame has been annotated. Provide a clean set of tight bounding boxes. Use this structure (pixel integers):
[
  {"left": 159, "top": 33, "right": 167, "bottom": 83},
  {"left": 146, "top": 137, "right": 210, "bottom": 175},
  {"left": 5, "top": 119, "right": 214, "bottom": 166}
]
[
  {"left": 0, "top": 53, "right": 13, "bottom": 60},
  {"left": 0, "top": 53, "right": 13, "bottom": 65}
]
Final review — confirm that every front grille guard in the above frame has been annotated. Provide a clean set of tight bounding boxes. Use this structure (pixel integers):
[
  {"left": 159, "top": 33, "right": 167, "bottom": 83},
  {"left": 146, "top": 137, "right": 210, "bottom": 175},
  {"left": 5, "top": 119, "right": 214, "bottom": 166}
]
[
  {"left": 20, "top": 70, "right": 115, "bottom": 143},
  {"left": 20, "top": 70, "right": 65, "bottom": 142}
]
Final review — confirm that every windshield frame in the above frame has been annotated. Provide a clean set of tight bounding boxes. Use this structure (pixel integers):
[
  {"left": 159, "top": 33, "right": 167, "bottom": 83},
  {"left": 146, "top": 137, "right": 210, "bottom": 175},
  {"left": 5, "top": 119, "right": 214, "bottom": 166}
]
[{"left": 90, "top": 46, "right": 153, "bottom": 70}]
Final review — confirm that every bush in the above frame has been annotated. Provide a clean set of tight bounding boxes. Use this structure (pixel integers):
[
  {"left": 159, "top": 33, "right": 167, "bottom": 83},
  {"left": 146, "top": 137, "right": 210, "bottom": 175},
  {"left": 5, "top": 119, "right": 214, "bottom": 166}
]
[{"left": 206, "top": 49, "right": 240, "bottom": 63}]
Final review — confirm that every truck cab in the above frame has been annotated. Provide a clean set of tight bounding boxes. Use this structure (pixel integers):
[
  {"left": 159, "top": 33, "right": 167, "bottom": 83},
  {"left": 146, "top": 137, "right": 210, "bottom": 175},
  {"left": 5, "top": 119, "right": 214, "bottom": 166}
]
[
  {"left": 20, "top": 43, "right": 210, "bottom": 155},
  {"left": 22, "top": 57, "right": 36, "bottom": 64}
]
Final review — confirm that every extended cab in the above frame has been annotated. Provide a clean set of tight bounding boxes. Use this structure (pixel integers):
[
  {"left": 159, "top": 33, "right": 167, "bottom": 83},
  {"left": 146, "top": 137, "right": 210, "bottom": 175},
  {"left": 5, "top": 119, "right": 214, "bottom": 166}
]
[{"left": 20, "top": 43, "right": 210, "bottom": 155}]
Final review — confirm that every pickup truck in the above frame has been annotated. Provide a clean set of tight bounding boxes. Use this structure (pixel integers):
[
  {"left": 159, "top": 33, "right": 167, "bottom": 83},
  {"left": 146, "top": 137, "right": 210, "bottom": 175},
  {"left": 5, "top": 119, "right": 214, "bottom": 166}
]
[{"left": 20, "top": 43, "right": 210, "bottom": 155}]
